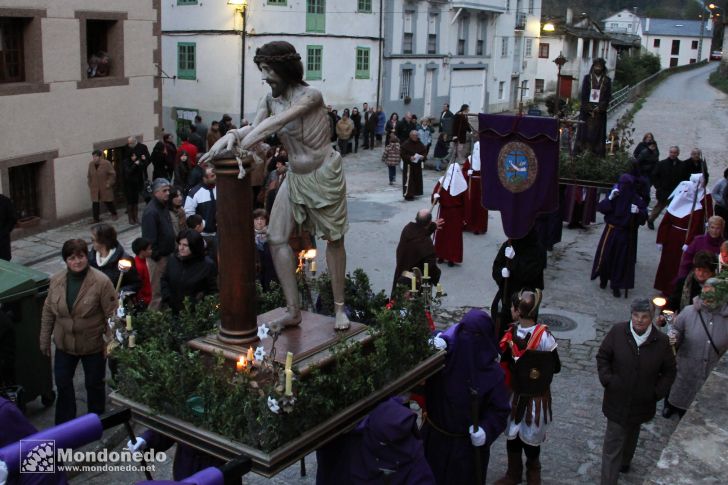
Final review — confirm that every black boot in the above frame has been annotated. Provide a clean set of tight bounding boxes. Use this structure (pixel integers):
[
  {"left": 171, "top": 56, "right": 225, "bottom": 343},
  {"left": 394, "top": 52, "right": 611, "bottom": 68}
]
[
  {"left": 525, "top": 458, "right": 542, "bottom": 485},
  {"left": 494, "top": 451, "right": 523, "bottom": 485}
]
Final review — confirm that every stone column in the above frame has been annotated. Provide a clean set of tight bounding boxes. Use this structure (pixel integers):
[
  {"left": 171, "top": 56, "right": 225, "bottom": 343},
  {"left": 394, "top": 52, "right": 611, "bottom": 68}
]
[{"left": 211, "top": 154, "right": 258, "bottom": 344}]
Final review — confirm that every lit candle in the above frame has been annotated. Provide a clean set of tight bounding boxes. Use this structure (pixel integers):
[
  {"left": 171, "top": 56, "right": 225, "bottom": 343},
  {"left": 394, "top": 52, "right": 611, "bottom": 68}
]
[
  {"left": 310, "top": 260, "right": 317, "bottom": 272},
  {"left": 285, "top": 369, "right": 293, "bottom": 396},
  {"left": 128, "top": 334, "right": 136, "bottom": 348},
  {"left": 247, "top": 346, "right": 254, "bottom": 362},
  {"left": 436, "top": 283, "right": 444, "bottom": 294},
  {"left": 424, "top": 263, "right": 429, "bottom": 278},
  {"left": 285, "top": 351, "right": 293, "bottom": 371},
  {"left": 126, "top": 315, "right": 133, "bottom": 331},
  {"left": 411, "top": 276, "right": 417, "bottom": 292},
  {"left": 236, "top": 356, "right": 244, "bottom": 372}
]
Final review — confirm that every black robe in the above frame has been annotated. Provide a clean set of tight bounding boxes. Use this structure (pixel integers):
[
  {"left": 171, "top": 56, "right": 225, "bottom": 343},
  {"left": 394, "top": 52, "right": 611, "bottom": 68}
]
[
  {"left": 0, "top": 195, "right": 16, "bottom": 261},
  {"left": 575, "top": 73, "right": 612, "bottom": 157},
  {"left": 392, "top": 221, "right": 441, "bottom": 296},
  {"left": 401, "top": 139, "right": 427, "bottom": 199}
]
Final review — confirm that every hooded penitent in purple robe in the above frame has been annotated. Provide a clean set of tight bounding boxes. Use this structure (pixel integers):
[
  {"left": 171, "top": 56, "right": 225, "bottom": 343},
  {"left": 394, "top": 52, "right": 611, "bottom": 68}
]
[
  {"left": 677, "top": 233, "right": 723, "bottom": 279},
  {"left": 0, "top": 397, "right": 68, "bottom": 484},
  {"left": 591, "top": 174, "right": 648, "bottom": 291},
  {"left": 316, "top": 397, "right": 436, "bottom": 485},
  {"left": 421, "top": 309, "right": 511, "bottom": 485}
]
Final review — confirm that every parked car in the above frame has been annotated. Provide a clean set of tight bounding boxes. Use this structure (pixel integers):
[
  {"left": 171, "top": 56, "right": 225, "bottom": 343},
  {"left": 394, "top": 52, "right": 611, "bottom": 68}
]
[{"left": 710, "top": 50, "right": 723, "bottom": 61}]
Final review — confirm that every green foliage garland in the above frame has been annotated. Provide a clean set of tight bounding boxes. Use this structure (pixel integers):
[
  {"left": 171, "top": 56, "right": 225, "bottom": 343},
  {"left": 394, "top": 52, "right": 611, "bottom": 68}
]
[{"left": 114, "top": 270, "right": 435, "bottom": 452}]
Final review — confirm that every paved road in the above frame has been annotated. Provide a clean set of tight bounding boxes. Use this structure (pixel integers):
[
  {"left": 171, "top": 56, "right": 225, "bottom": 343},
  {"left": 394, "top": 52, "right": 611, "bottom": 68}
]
[{"left": 15, "top": 63, "right": 728, "bottom": 484}]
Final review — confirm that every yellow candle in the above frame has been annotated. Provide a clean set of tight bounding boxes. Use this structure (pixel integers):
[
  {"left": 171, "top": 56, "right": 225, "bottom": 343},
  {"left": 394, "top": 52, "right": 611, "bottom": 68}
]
[
  {"left": 285, "top": 369, "right": 293, "bottom": 396},
  {"left": 285, "top": 351, "right": 293, "bottom": 371},
  {"left": 411, "top": 276, "right": 417, "bottom": 292},
  {"left": 436, "top": 283, "right": 444, "bottom": 294},
  {"left": 310, "top": 260, "right": 317, "bottom": 272},
  {"left": 236, "top": 357, "right": 244, "bottom": 372},
  {"left": 247, "top": 346, "right": 254, "bottom": 362},
  {"left": 128, "top": 334, "right": 136, "bottom": 348},
  {"left": 424, "top": 263, "right": 429, "bottom": 278},
  {"left": 126, "top": 315, "right": 132, "bottom": 331}
]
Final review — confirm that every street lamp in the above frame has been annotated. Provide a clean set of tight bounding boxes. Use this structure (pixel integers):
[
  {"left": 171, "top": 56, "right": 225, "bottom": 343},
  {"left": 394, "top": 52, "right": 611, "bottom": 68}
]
[
  {"left": 543, "top": 22, "right": 555, "bottom": 32},
  {"left": 228, "top": 0, "right": 248, "bottom": 122},
  {"left": 699, "top": 2, "right": 719, "bottom": 62},
  {"left": 553, "top": 53, "right": 568, "bottom": 118}
]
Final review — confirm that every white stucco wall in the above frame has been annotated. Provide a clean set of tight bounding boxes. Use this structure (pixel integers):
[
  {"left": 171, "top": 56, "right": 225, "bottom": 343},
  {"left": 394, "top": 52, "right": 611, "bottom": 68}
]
[{"left": 642, "top": 34, "right": 712, "bottom": 68}]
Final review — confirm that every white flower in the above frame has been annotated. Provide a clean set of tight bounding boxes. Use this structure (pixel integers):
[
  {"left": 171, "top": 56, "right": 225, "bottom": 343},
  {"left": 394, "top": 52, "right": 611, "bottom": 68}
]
[
  {"left": 254, "top": 346, "right": 266, "bottom": 362},
  {"left": 257, "top": 324, "right": 271, "bottom": 341},
  {"left": 267, "top": 396, "right": 280, "bottom": 414}
]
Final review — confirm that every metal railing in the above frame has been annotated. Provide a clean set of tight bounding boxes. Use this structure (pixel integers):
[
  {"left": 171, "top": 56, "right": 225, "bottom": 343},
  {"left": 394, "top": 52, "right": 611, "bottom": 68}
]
[{"left": 607, "top": 85, "right": 631, "bottom": 113}]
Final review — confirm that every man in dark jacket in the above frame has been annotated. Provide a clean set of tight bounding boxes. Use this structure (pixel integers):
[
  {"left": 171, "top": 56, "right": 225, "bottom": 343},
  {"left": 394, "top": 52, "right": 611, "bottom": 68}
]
[
  {"left": 0, "top": 194, "right": 16, "bottom": 261},
  {"left": 439, "top": 103, "right": 454, "bottom": 137},
  {"left": 648, "top": 146, "right": 684, "bottom": 229},
  {"left": 682, "top": 148, "right": 708, "bottom": 184},
  {"left": 596, "top": 298, "right": 676, "bottom": 484},
  {"left": 392, "top": 209, "right": 442, "bottom": 296},
  {"left": 141, "top": 178, "right": 175, "bottom": 310}
]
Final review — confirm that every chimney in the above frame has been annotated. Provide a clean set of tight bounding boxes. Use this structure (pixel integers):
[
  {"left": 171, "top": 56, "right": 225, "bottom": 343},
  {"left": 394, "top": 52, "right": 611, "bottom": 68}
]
[{"left": 566, "top": 8, "right": 573, "bottom": 25}]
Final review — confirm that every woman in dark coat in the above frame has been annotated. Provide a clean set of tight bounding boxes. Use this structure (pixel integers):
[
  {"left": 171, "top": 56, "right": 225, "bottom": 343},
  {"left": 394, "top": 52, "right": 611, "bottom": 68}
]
[
  {"left": 591, "top": 173, "right": 648, "bottom": 298},
  {"left": 422, "top": 309, "right": 511, "bottom": 485},
  {"left": 122, "top": 152, "right": 145, "bottom": 224},
  {"left": 350, "top": 107, "right": 362, "bottom": 153},
  {"left": 161, "top": 229, "right": 217, "bottom": 314},
  {"left": 88, "top": 223, "right": 140, "bottom": 292},
  {"left": 385, "top": 113, "right": 399, "bottom": 146}
]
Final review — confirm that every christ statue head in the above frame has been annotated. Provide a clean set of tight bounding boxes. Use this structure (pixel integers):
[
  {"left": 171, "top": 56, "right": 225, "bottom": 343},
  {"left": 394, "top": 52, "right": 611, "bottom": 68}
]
[{"left": 254, "top": 41, "right": 308, "bottom": 98}]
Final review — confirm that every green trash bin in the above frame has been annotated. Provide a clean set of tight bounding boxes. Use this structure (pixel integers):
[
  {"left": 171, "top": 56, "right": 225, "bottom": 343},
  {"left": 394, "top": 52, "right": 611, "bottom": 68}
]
[{"left": 0, "top": 259, "right": 55, "bottom": 409}]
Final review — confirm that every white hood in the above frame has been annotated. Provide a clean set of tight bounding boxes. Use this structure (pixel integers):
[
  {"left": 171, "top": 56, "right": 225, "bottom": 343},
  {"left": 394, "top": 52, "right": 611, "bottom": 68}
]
[
  {"left": 438, "top": 163, "right": 468, "bottom": 196},
  {"left": 667, "top": 173, "right": 705, "bottom": 218},
  {"left": 470, "top": 141, "right": 481, "bottom": 171}
]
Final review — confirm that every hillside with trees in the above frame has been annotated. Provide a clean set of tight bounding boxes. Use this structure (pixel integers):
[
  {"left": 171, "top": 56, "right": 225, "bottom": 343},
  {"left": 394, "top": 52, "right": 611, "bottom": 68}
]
[{"left": 542, "top": 0, "right": 707, "bottom": 22}]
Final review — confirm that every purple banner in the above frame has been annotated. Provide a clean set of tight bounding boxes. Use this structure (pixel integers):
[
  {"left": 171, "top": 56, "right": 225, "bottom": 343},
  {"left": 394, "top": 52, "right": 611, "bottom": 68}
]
[{"left": 479, "top": 114, "right": 559, "bottom": 239}]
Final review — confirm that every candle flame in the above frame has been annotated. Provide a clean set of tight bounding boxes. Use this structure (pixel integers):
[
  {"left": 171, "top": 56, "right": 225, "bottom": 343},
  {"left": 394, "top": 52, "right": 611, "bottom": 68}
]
[
  {"left": 118, "top": 259, "right": 132, "bottom": 272},
  {"left": 304, "top": 249, "right": 317, "bottom": 260},
  {"left": 652, "top": 296, "right": 667, "bottom": 307}
]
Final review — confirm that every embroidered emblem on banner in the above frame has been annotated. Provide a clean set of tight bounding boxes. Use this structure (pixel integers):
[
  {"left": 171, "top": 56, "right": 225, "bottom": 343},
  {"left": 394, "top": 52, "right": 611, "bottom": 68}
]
[{"left": 497, "top": 141, "right": 538, "bottom": 193}]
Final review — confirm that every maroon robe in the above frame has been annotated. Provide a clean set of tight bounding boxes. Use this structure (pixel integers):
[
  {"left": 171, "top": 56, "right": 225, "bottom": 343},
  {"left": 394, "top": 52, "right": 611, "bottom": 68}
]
[
  {"left": 432, "top": 181, "right": 465, "bottom": 263},
  {"left": 462, "top": 159, "right": 488, "bottom": 234},
  {"left": 654, "top": 195, "right": 713, "bottom": 295},
  {"left": 562, "top": 185, "right": 598, "bottom": 227}
]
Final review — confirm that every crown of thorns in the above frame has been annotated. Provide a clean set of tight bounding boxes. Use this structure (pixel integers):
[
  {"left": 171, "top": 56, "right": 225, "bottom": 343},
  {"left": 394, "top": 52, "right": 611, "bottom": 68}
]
[{"left": 254, "top": 52, "right": 301, "bottom": 64}]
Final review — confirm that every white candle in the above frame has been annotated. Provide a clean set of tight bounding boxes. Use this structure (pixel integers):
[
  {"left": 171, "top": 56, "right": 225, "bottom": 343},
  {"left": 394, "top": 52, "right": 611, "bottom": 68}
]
[
  {"left": 310, "top": 260, "right": 317, "bottom": 272},
  {"left": 126, "top": 315, "right": 132, "bottom": 331},
  {"left": 285, "top": 351, "right": 293, "bottom": 371},
  {"left": 285, "top": 369, "right": 293, "bottom": 396},
  {"left": 424, "top": 263, "right": 429, "bottom": 278},
  {"left": 128, "top": 334, "right": 136, "bottom": 348}
]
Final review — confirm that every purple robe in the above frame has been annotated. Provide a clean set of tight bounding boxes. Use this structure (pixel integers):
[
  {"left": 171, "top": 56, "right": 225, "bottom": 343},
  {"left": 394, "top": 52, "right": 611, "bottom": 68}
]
[
  {"left": 591, "top": 174, "right": 647, "bottom": 290},
  {"left": 422, "top": 310, "right": 511, "bottom": 485},
  {"left": 141, "top": 430, "right": 225, "bottom": 481},
  {"left": 0, "top": 397, "right": 68, "bottom": 484},
  {"left": 677, "top": 233, "right": 723, "bottom": 279},
  {"left": 316, "top": 397, "right": 436, "bottom": 484}
]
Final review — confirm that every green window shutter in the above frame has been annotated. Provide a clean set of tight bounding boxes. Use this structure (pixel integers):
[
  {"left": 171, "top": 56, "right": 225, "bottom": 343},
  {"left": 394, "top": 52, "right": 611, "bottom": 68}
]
[
  {"left": 306, "top": 45, "right": 322, "bottom": 80},
  {"left": 306, "top": 0, "right": 325, "bottom": 33},
  {"left": 177, "top": 42, "right": 196, "bottom": 80},
  {"left": 177, "top": 0, "right": 198, "bottom": 5},
  {"left": 267, "top": 0, "right": 287, "bottom": 5},
  {"left": 357, "top": 0, "right": 371, "bottom": 13},
  {"left": 355, "top": 47, "right": 370, "bottom": 79}
]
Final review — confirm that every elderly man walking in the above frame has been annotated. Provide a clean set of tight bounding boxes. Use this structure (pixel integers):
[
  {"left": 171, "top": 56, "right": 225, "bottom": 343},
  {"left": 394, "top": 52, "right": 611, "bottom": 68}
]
[
  {"left": 596, "top": 298, "right": 676, "bottom": 484},
  {"left": 87, "top": 149, "right": 118, "bottom": 222},
  {"left": 141, "top": 178, "right": 175, "bottom": 310}
]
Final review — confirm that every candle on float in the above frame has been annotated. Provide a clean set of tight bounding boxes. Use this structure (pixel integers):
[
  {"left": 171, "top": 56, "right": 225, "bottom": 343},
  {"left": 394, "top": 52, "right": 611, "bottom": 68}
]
[
  {"left": 310, "top": 260, "right": 317, "bottom": 272},
  {"left": 436, "top": 283, "right": 444, "bottom": 294},
  {"left": 128, "top": 334, "right": 136, "bottom": 348},
  {"left": 284, "top": 369, "right": 293, "bottom": 396},
  {"left": 247, "top": 346, "right": 254, "bottom": 362},
  {"left": 285, "top": 351, "right": 293, "bottom": 371},
  {"left": 424, "top": 263, "right": 429, "bottom": 278},
  {"left": 411, "top": 276, "right": 417, "bottom": 292},
  {"left": 126, "top": 315, "right": 133, "bottom": 331},
  {"left": 236, "top": 357, "right": 244, "bottom": 372}
]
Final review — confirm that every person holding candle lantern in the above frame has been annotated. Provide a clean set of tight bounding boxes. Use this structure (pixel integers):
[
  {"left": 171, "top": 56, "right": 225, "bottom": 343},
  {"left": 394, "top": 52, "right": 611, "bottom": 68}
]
[
  {"left": 391, "top": 209, "right": 443, "bottom": 296},
  {"left": 40, "top": 239, "right": 119, "bottom": 424},
  {"left": 662, "top": 278, "right": 728, "bottom": 419},
  {"left": 88, "top": 223, "right": 140, "bottom": 293}
]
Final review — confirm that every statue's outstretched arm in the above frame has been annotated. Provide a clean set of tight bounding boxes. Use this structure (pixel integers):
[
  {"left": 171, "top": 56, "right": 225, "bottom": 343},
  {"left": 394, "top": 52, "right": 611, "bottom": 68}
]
[{"left": 240, "top": 89, "right": 323, "bottom": 150}]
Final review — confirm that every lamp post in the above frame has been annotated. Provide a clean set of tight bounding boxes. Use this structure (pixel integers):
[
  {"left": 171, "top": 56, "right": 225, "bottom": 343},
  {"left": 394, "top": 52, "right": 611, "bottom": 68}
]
[
  {"left": 553, "top": 53, "right": 568, "bottom": 118},
  {"left": 699, "top": 2, "right": 718, "bottom": 62},
  {"left": 228, "top": 0, "right": 248, "bottom": 122}
]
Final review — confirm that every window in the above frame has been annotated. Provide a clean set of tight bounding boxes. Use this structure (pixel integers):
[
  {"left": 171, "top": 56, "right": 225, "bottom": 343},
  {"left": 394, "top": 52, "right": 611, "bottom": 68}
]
[
  {"left": 403, "top": 11, "right": 414, "bottom": 54},
  {"left": 671, "top": 39, "right": 680, "bottom": 56},
  {"left": 689, "top": 58, "right": 696, "bottom": 64},
  {"left": 525, "top": 38, "right": 533, "bottom": 57},
  {"left": 501, "top": 37, "right": 509, "bottom": 57},
  {"left": 177, "top": 0, "right": 198, "bottom": 4},
  {"left": 9, "top": 162, "right": 42, "bottom": 219},
  {"left": 498, "top": 81, "right": 505, "bottom": 99},
  {"left": 528, "top": 0, "right": 534, "bottom": 14},
  {"left": 428, "top": 34, "right": 437, "bottom": 54},
  {"left": 506, "top": 0, "right": 510, "bottom": 12},
  {"left": 582, "top": 39, "right": 590, "bottom": 59},
  {"left": 669, "top": 57, "right": 679, "bottom": 67},
  {"left": 458, "top": 17, "right": 467, "bottom": 56},
  {"left": 521, "top": 80, "right": 528, "bottom": 98},
  {"left": 268, "top": 0, "right": 287, "bottom": 4},
  {"left": 458, "top": 40, "right": 466, "bottom": 56},
  {"left": 177, "top": 42, "right": 196, "bottom": 80},
  {"left": 535, "top": 78, "right": 544, "bottom": 94},
  {"left": 399, "top": 68, "right": 412, "bottom": 99},
  {"left": 610, "top": 23, "right": 618, "bottom": 29},
  {"left": 691, "top": 40, "right": 698, "bottom": 50},
  {"left": 427, "top": 14, "right": 437, "bottom": 54},
  {"left": 653, "top": 38, "right": 660, "bottom": 48},
  {"left": 476, "top": 20, "right": 486, "bottom": 56},
  {"left": 355, "top": 47, "right": 370, "bottom": 79},
  {"left": 538, "top": 42, "right": 549, "bottom": 58},
  {"left": 403, "top": 33, "right": 414, "bottom": 54},
  {"left": 306, "top": 0, "right": 325, "bottom": 33},
  {"left": 357, "top": 0, "right": 371, "bottom": 13},
  {"left": 85, "top": 19, "right": 123, "bottom": 78},
  {"left": 306, "top": 45, "right": 322, "bottom": 80},
  {"left": 0, "top": 18, "right": 26, "bottom": 83}
]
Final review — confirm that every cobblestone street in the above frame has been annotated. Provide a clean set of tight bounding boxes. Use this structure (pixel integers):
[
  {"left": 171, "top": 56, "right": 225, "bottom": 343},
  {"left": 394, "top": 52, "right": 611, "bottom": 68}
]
[{"left": 10, "top": 62, "right": 726, "bottom": 484}]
